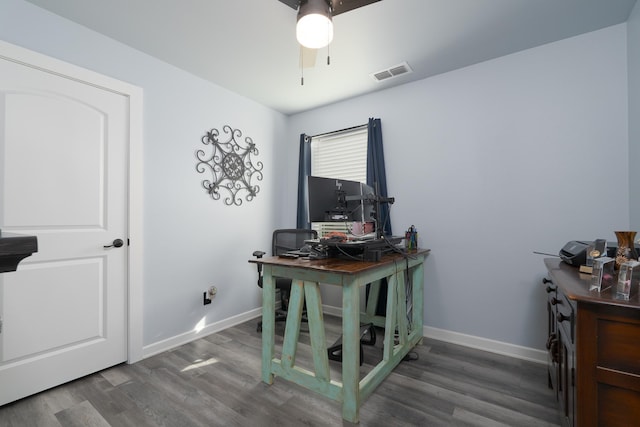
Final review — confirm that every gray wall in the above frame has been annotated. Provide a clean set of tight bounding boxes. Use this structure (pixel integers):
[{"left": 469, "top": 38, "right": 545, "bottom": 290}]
[
  {"left": 630, "top": 2, "right": 640, "bottom": 231},
  {"left": 1, "top": 0, "right": 636, "bottom": 355},
  {"left": 0, "top": 0, "right": 289, "bottom": 347},
  {"left": 287, "top": 24, "right": 630, "bottom": 351}
]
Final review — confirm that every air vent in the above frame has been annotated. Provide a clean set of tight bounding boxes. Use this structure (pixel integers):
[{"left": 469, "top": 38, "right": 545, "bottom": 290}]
[{"left": 370, "top": 61, "right": 412, "bottom": 82}]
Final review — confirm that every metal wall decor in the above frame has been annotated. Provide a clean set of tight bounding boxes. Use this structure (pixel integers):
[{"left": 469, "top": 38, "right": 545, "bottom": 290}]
[{"left": 196, "top": 125, "right": 263, "bottom": 206}]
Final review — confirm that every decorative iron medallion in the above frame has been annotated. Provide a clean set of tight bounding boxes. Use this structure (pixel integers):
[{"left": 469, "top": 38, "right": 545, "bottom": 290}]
[{"left": 196, "top": 125, "right": 263, "bottom": 206}]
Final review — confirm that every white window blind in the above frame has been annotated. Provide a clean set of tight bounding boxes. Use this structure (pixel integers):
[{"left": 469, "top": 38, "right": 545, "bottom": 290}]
[
  {"left": 310, "top": 125, "right": 367, "bottom": 183},
  {"left": 309, "top": 125, "right": 368, "bottom": 237}
]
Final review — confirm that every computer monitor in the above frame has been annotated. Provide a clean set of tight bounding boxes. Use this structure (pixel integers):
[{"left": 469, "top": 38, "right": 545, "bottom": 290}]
[{"left": 307, "top": 176, "right": 366, "bottom": 223}]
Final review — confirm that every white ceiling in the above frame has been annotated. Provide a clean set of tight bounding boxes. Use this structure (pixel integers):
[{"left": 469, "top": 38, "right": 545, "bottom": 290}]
[{"left": 24, "top": 0, "right": 637, "bottom": 115}]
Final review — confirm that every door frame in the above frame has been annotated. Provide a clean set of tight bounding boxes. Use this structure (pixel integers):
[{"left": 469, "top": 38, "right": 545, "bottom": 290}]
[{"left": 0, "top": 40, "right": 144, "bottom": 363}]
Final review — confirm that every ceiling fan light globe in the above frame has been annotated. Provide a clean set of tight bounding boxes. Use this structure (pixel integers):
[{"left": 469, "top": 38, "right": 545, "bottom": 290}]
[{"left": 296, "top": 14, "right": 333, "bottom": 49}]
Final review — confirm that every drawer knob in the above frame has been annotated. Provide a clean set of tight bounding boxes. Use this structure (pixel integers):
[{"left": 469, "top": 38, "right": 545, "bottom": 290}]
[
  {"left": 551, "top": 297, "right": 562, "bottom": 306},
  {"left": 558, "top": 313, "right": 570, "bottom": 322},
  {"left": 543, "top": 278, "right": 556, "bottom": 293}
]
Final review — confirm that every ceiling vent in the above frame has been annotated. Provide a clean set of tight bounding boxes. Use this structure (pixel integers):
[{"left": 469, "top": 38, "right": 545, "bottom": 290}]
[{"left": 370, "top": 61, "right": 413, "bottom": 82}]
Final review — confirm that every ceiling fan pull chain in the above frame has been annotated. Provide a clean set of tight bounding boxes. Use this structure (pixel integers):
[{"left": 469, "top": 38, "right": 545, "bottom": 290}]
[
  {"left": 327, "top": 17, "right": 331, "bottom": 65},
  {"left": 300, "top": 45, "right": 305, "bottom": 85}
]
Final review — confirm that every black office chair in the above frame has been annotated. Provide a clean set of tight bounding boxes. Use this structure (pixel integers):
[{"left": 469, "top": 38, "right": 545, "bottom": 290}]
[{"left": 253, "top": 228, "right": 318, "bottom": 332}]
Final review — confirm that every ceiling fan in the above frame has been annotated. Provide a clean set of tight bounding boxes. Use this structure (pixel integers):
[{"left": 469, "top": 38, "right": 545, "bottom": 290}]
[
  {"left": 278, "top": 0, "right": 382, "bottom": 71},
  {"left": 278, "top": 0, "right": 382, "bottom": 17}
]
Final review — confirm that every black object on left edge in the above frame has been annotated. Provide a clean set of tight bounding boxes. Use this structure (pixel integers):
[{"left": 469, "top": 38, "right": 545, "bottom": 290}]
[{"left": 0, "top": 232, "right": 38, "bottom": 273}]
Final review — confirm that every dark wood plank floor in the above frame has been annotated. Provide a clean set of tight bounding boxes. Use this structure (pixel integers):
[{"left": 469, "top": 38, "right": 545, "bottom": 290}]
[{"left": 0, "top": 315, "right": 560, "bottom": 426}]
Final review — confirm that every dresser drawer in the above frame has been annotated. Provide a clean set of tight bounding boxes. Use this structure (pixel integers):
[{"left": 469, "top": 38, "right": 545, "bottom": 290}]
[{"left": 597, "top": 316, "right": 640, "bottom": 376}]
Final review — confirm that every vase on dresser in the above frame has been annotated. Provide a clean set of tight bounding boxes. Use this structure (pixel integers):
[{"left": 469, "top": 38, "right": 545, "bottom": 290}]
[{"left": 614, "top": 231, "right": 638, "bottom": 269}]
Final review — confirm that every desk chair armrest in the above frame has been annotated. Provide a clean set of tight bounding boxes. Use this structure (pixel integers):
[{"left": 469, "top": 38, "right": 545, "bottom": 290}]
[{"left": 253, "top": 250, "right": 266, "bottom": 288}]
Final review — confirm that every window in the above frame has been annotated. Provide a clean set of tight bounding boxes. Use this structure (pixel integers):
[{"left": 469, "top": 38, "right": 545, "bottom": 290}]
[
  {"left": 309, "top": 125, "right": 368, "bottom": 237},
  {"left": 311, "top": 125, "right": 367, "bottom": 182}
]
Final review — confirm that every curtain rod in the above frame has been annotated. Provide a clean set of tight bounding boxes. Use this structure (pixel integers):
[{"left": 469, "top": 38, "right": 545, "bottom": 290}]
[{"left": 309, "top": 123, "right": 367, "bottom": 139}]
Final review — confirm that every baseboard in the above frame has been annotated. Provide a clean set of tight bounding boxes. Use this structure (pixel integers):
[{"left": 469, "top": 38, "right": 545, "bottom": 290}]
[
  {"left": 142, "top": 307, "right": 262, "bottom": 359},
  {"left": 142, "top": 304, "right": 546, "bottom": 365},
  {"left": 322, "top": 304, "right": 343, "bottom": 318},
  {"left": 323, "top": 304, "right": 546, "bottom": 364},
  {"left": 423, "top": 325, "right": 547, "bottom": 364}
]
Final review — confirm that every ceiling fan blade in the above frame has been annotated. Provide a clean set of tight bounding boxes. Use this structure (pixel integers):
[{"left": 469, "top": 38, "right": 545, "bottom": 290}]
[
  {"left": 277, "top": 0, "right": 299, "bottom": 10},
  {"left": 299, "top": 46, "right": 318, "bottom": 68},
  {"left": 332, "top": 0, "right": 382, "bottom": 16}
]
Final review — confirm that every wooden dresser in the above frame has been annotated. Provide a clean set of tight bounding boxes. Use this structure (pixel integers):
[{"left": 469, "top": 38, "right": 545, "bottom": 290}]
[{"left": 544, "top": 258, "right": 640, "bottom": 427}]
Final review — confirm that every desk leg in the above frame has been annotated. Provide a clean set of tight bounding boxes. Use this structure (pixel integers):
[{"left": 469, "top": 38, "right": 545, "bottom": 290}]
[
  {"left": 281, "top": 280, "right": 304, "bottom": 369},
  {"left": 395, "top": 269, "right": 408, "bottom": 347},
  {"left": 382, "top": 272, "right": 398, "bottom": 361},
  {"left": 361, "top": 279, "right": 386, "bottom": 328},
  {"left": 365, "top": 280, "right": 381, "bottom": 321},
  {"left": 412, "top": 260, "right": 425, "bottom": 344},
  {"left": 304, "top": 281, "right": 330, "bottom": 382},
  {"left": 342, "top": 277, "right": 360, "bottom": 423},
  {"left": 261, "top": 266, "right": 275, "bottom": 384}
]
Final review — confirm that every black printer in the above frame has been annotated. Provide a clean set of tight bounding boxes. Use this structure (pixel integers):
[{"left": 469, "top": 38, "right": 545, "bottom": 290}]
[
  {"left": 559, "top": 240, "right": 591, "bottom": 266},
  {"left": 559, "top": 239, "right": 623, "bottom": 266}
]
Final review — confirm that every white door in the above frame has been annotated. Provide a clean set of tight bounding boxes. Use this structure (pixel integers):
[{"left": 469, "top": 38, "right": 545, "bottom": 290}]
[{"left": 0, "top": 49, "right": 129, "bottom": 405}]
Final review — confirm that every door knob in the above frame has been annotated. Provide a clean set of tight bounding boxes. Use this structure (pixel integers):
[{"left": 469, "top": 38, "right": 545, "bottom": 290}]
[{"left": 104, "top": 238, "right": 124, "bottom": 248}]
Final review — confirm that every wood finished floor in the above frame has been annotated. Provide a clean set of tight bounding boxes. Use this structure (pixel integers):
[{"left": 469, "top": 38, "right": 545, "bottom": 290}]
[{"left": 0, "top": 315, "right": 560, "bottom": 426}]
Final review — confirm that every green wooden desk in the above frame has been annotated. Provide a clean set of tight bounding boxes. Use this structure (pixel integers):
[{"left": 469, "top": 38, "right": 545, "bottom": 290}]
[{"left": 250, "top": 249, "right": 430, "bottom": 423}]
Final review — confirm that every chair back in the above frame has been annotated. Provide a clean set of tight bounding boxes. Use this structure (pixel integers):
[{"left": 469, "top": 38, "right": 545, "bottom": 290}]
[{"left": 272, "top": 229, "right": 317, "bottom": 256}]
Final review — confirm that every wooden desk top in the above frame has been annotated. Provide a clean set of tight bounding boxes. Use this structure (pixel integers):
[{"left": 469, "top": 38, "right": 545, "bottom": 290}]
[
  {"left": 545, "top": 258, "right": 640, "bottom": 310},
  {"left": 249, "top": 248, "right": 430, "bottom": 275}
]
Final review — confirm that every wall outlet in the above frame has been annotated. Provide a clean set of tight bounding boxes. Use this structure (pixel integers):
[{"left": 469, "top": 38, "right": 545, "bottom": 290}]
[{"left": 203, "top": 286, "right": 217, "bottom": 305}]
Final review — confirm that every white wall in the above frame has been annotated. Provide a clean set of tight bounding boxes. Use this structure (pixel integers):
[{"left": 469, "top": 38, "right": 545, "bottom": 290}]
[
  {"left": 629, "top": 1, "right": 640, "bottom": 230},
  {"left": 1, "top": 0, "right": 633, "bottom": 356},
  {"left": 287, "top": 25, "right": 629, "bottom": 350},
  {"left": 0, "top": 0, "right": 288, "bottom": 348}
]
